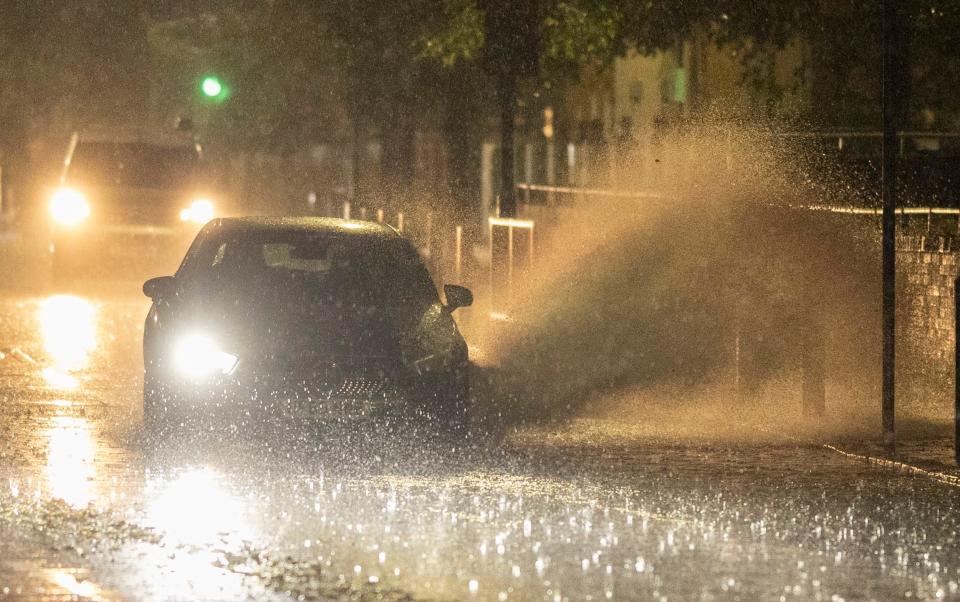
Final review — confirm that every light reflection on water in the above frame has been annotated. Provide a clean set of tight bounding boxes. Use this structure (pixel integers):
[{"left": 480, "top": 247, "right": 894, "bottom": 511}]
[
  {"left": 44, "top": 415, "right": 96, "bottom": 508},
  {"left": 133, "top": 467, "right": 262, "bottom": 601},
  {"left": 50, "top": 570, "right": 101, "bottom": 599},
  {"left": 38, "top": 295, "right": 97, "bottom": 389},
  {"left": 36, "top": 295, "right": 103, "bottom": 507},
  {"left": 145, "top": 467, "right": 252, "bottom": 545}
]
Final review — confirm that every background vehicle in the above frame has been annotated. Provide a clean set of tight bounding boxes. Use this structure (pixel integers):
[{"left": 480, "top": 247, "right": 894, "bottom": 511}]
[
  {"left": 141, "top": 217, "right": 474, "bottom": 438},
  {"left": 48, "top": 130, "right": 222, "bottom": 280}
]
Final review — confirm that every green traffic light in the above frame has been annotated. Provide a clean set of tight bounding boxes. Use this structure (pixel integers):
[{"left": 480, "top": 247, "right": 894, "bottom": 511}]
[{"left": 201, "top": 76, "right": 223, "bottom": 98}]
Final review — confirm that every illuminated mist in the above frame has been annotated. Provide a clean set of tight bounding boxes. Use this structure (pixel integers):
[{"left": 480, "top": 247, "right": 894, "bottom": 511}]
[{"left": 469, "top": 121, "right": 921, "bottom": 442}]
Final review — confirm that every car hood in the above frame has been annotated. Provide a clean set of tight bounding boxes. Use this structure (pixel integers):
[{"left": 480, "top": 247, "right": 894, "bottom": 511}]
[{"left": 173, "top": 287, "right": 462, "bottom": 366}]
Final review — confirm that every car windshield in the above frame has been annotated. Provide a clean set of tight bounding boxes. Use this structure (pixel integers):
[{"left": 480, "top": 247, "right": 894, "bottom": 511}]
[
  {"left": 188, "top": 230, "right": 438, "bottom": 307},
  {"left": 67, "top": 142, "right": 199, "bottom": 189}
]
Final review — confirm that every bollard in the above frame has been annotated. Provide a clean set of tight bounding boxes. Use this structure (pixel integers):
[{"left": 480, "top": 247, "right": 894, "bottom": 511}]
[
  {"left": 801, "top": 325, "right": 826, "bottom": 417},
  {"left": 488, "top": 217, "right": 535, "bottom": 317},
  {"left": 342, "top": 201, "right": 351, "bottom": 220},
  {"left": 801, "top": 272, "right": 826, "bottom": 418},
  {"left": 377, "top": 208, "right": 384, "bottom": 223},
  {"left": 397, "top": 212, "right": 404, "bottom": 232},
  {"left": 454, "top": 225, "right": 463, "bottom": 282},
  {"left": 359, "top": 207, "right": 367, "bottom": 220},
  {"left": 955, "top": 277, "right": 960, "bottom": 465},
  {"left": 733, "top": 322, "right": 742, "bottom": 402},
  {"left": 425, "top": 213, "right": 433, "bottom": 257}
]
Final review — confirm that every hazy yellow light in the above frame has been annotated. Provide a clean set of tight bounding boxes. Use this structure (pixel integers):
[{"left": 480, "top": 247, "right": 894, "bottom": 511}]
[
  {"left": 180, "top": 198, "right": 215, "bottom": 224},
  {"left": 49, "top": 188, "right": 90, "bottom": 226},
  {"left": 41, "top": 367, "right": 80, "bottom": 390},
  {"left": 39, "top": 296, "right": 97, "bottom": 387},
  {"left": 174, "top": 334, "right": 237, "bottom": 377},
  {"left": 45, "top": 415, "right": 96, "bottom": 508},
  {"left": 146, "top": 468, "right": 249, "bottom": 544},
  {"left": 51, "top": 572, "right": 98, "bottom": 598}
]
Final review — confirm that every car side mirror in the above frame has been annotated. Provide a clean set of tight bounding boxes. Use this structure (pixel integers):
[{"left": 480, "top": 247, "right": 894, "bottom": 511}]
[
  {"left": 143, "top": 276, "right": 178, "bottom": 300},
  {"left": 443, "top": 284, "right": 473, "bottom": 312}
]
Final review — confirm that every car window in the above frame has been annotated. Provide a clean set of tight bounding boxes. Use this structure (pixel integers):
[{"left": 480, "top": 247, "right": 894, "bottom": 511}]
[
  {"left": 188, "top": 230, "right": 437, "bottom": 307},
  {"left": 67, "top": 142, "right": 199, "bottom": 189},
  {"left": 262, "top": 243, "right": 333, "bottom": 273}
]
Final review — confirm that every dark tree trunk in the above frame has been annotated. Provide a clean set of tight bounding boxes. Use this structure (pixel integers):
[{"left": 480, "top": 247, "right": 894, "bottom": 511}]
[
  {"left": 380, "top": 103, "right": 417, "bottom": 199},
  {"left": 441, "top": 66, "right": 483, "bottom": 227}
]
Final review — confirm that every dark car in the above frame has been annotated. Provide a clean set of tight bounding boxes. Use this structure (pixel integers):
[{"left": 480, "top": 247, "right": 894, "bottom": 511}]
[{"left": 141, "top": 217, "right": 474, "bottom": 436}]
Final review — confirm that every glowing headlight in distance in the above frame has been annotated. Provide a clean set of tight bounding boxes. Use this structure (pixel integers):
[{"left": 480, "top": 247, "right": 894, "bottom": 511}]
[
  {"left": 50, "top": 188, "right": 90, "bottom": 226},
  {"left": 179, "top": 198, "right": 215, "bottom": 224},
  {"left": 174, "top": 334, "right": 238, "bottom": 378}
]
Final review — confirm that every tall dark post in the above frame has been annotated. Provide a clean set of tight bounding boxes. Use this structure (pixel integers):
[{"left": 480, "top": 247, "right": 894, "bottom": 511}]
[
  {"left": 497, "top": 73, "right": 517, "bottom": 217},
  {"left": 882, "top": 0, "right": 905, "bottom": 451},
  {"left": 481, "top": 0, "right": 538, "bottom": 219},
  {"left": 955, "top": 277, "right": 960, "bottom": 466}
]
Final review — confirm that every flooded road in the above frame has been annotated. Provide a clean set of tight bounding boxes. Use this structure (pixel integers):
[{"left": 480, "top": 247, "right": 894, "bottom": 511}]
[{"left": 1, "top": 290, "right": 960, "bottom": 601}]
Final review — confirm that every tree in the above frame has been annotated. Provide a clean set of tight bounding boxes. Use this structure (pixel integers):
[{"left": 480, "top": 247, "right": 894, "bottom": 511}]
[
  {"left": 423, "top": 0, "right": 629, "bottom": 217},
  {"left": 319, "top": 1, "right": 453, "bottom": 201},
  {"left": 479, "top": 0, "right": 539, "bottom": 217},
  {"left": 616, "top": 0, "right": 960, "bottom": 129}
]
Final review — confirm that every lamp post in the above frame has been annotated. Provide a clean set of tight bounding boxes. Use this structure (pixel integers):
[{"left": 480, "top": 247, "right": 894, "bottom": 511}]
[{"left": 881, "top": 0, "right": 906, "bottom": 452}]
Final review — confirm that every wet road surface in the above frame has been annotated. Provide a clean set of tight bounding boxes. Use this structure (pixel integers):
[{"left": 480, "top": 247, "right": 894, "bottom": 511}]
[{"left": 1, "top": 290, "right": 960, "bottom": 601}]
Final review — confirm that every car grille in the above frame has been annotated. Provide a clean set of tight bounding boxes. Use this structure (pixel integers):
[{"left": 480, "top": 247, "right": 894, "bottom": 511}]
[
  {"left": 331, "top": 377, "right": 394, "bottom": 399},
  {"left": 240, "top": 355, "right": 409, "bottom": 402}
]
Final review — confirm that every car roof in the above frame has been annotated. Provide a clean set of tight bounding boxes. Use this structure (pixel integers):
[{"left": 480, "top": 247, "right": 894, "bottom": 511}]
[{"left": 212, "top": 216, "right": 401, "bottom": 239}]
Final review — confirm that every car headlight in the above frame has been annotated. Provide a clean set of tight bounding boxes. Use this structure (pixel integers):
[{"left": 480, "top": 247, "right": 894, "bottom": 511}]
[
  {"left": 50, "top": 188, "right": 90, "bottom": 226},
  {"left": 174, "top": 334, "right": 238, "bottom": 378},
  {"left": 179, "top": 198, "right": 215, "bottom": 224}
]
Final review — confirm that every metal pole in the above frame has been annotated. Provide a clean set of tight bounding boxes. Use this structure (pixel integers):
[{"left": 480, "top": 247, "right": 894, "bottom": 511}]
[
  {"left": 425, "top": 212, "right": 433, "bottom": 258},
  {"left": 497, "top": 72, "right": 517, "bottom": 218},
  {"left": 734, "top": 326, "right": 742, "bottom": 402},
  {"left": 454, "top": 225, "right": 463, "bottom": 282},
  {"left": 507, "top": 224, "right": 514, "bottom": 293},
  {"left": 881, "top": 0, "right": 905, "bottom": 452},
  {"left": 802, "top": 254, "right": 826, "bottom": 418},
  {"left": 955, "top": 276, "right": 960, "bottom": 465},
  {"left": 528, "top": 223, "right": 534, "bottom": 266},
  {"left": 801, "top": 321, "right": 826, "bottom": 417}
]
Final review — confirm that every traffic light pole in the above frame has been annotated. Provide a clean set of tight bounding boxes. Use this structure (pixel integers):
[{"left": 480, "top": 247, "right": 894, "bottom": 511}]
[{"left": 882, "top": 0, "right": 905, "bottom": 452}]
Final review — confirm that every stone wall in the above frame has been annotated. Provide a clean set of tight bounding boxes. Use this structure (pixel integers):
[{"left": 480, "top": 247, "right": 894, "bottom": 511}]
[{"left": 897, "top": 236, "right": 959, "bottom": 381}]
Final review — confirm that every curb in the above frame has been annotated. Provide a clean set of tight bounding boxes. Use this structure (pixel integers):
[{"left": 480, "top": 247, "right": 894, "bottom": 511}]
[
  {"left": 749, "top": 422, "right": 960, "bottom": 489},
  {"left": 820, "top": 442, "right": 960, "bottom": 488}
]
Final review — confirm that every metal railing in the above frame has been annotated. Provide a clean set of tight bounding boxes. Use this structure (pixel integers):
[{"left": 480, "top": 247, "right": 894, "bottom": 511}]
[
  {"left": 515, "top": 182, "right": 662, "bottom": 202},
  {"left": 764, "top": 131, "right": 960, "bottom": 155}
]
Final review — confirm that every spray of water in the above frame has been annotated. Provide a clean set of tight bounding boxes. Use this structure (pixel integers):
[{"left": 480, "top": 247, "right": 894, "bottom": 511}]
[{"left": 468, "top": 119, "right": 939, "bottom": 443}]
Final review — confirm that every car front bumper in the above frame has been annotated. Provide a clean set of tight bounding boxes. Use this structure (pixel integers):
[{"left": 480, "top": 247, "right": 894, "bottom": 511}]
[{"left": 153, "top": 371, "right": 458, "bottom": 425}]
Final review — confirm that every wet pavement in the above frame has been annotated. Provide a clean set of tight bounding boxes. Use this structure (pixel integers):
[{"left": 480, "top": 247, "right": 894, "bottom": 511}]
[{"left": 1, "top": 289, "right": 960, "bottom": 601}]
